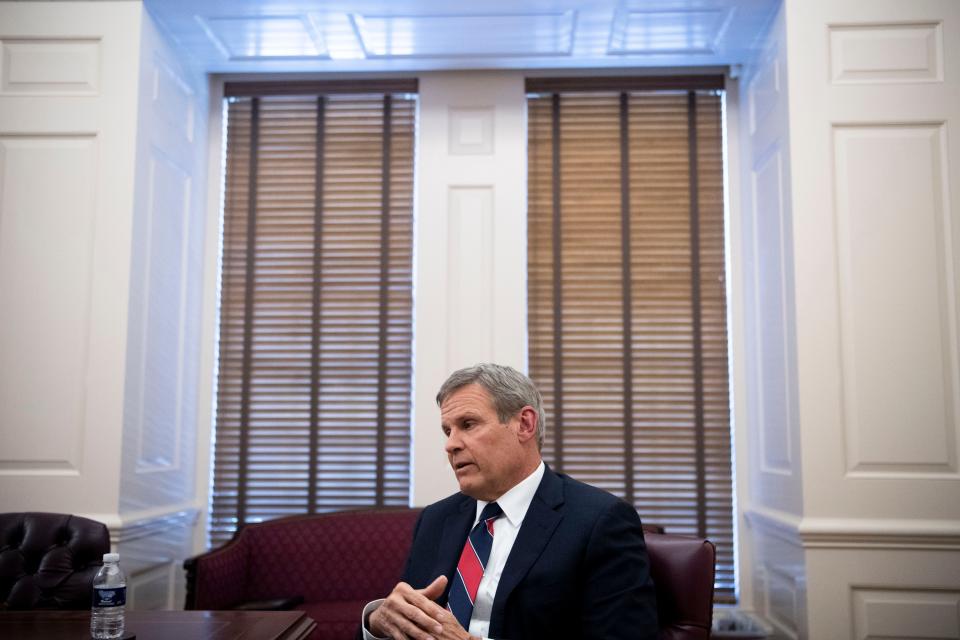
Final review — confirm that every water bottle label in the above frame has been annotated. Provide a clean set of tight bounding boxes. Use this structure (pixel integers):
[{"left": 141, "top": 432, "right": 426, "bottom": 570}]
[{"left": 93, "top": 586, "right": 126, "bottom": 607}]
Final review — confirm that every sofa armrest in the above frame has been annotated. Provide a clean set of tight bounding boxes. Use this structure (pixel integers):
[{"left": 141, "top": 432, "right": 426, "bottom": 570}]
[{"left": 184, "top": 540, "right": 249, "bottom": 610}]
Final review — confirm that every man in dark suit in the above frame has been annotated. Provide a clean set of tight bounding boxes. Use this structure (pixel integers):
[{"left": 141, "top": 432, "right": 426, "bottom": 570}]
[{"left": 363, "top": 363, "right": 657, "bottom": 640}]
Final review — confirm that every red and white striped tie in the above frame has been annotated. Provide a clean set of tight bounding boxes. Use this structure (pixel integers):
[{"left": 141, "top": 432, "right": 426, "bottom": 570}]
[{"left": 446, "top": 502, "right": 503, "bottom": 629}]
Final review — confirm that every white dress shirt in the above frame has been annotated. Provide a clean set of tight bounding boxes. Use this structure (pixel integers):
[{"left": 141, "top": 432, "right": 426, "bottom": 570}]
[{"left": 363, "top": 461, "right": 545, "bottom": 640}]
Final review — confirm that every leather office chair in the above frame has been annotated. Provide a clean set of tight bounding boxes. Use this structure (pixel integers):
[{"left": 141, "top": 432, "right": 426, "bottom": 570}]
[
  {"left": 644, "top": 532, "right": 717, "bottom": 640},
  {"left": 0, "top": 512, "right": 110, "bottom": 610}
]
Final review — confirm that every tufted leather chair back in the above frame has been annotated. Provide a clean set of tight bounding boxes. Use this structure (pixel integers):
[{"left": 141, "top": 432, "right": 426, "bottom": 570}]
[
  {"left": 0, "top": 512, "right": 110, "bottom": 610},
  {"left": 645, "top": 532, "right": 717, "bottom": 640}
]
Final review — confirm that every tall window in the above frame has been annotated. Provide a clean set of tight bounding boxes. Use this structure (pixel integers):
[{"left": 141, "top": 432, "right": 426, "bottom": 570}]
[
  {"left": 526, "top": 77, "right": 734, "bottom": 601},
  {"left": 209, "top": 81, "right": 417, "bottom": 546}
]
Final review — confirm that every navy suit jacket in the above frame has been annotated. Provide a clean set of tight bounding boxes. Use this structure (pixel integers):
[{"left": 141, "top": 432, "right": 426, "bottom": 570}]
[{"left": 401, "top": 466, "right": 658, "bottom": 639}]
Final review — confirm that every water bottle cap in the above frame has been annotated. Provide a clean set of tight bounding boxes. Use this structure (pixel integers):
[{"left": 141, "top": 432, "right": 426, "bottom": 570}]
[{"left": 103, "top": 552, "right": 119, "bottom": 562}]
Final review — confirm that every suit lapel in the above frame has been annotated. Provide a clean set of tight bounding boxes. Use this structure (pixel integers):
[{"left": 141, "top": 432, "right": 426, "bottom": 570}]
[
  {"left": 434, "top": 497, "right": 475, "bottom": 603},
  {"left": 489, "top": 467, "right": 564, "bottom": 636}
]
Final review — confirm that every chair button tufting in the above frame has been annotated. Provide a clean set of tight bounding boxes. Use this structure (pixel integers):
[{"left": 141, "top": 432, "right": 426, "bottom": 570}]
[
  {"left": 1, "top": 513, "right": 110, "bottom": 610},
  {"left": 10, "top": 523, "right": 25, "bottom": 548}
]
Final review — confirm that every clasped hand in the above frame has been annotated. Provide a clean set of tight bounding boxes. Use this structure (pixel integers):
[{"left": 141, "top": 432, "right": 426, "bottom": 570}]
[{"left": 369, "top": 575, "right": 478, "bottom": 640}]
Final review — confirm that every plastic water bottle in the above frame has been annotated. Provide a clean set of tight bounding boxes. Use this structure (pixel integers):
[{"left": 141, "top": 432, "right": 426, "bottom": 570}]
[{"left": 91, "top": 552, "right": 126, "bottom": 639}]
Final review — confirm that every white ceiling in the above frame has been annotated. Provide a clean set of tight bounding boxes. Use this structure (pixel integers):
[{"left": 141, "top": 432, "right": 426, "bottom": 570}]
[{"left": 144, "top": 0, "right": 780, "bottom": 74}]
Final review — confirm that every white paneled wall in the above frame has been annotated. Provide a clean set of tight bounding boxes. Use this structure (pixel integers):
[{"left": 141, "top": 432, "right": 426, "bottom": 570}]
[
  {"left": 782, "top": 0, "right": 959, "bottom": 636},
  {"left": 743, "top": 3, "right": 803, "bottom": 515},
  {"left": 118, "top": 5, "right": 209, "bottom": 610},
  {"left": 832, "top": 122, "right": 955, "bottom": 477},
  {"left": 0, "top": 1, "right": 210, "bottom": 610},
  {"left": 411, "top": 73, "right": 528, "bottom": 506},
  {"left": 737, "top": 0, "right": 960, "bottom": 636},
  {"left": 787, "top": 0, "right": 960, "bottom": 525},
  {"left": 736, "top": 3, "right": 806, "bottom": 636},
  {"left": 3, "top": 0, "right": 958, "bottom": 630},
  {"left": 0, "top": 1, "right": 142, "bottom": 517}
]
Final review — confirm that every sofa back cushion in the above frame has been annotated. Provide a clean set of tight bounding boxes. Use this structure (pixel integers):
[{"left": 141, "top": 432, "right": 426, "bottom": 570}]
[{"left": 241, "top": 509, "right": 420, "bottom": 603}]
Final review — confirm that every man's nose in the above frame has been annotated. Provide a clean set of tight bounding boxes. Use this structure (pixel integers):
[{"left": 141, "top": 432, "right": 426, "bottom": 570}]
[{"left": 444, "top": 430, "right": 462, "bottom": 453}]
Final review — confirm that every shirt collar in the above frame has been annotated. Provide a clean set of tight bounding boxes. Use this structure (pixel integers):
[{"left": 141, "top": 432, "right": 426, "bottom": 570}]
[{"left": 474, "top": 460, "right": 545, "bottom": 528}]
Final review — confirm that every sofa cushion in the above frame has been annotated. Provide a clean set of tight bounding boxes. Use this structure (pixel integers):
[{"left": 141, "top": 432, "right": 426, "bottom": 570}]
[{"left": 242, "top": 510, "right": 418, "bottom": 604}]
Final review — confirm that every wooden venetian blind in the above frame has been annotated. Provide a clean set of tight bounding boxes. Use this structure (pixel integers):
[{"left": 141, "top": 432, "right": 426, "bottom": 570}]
[
  {"left": 210, "top": 83, "right": 416, "bottom": 546},
  {"left": 526, "top": 78, "right": 735, "bottom": 601}
]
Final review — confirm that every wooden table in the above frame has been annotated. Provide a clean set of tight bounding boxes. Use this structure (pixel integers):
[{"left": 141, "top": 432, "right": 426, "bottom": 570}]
[{"left": 0, "top": 609, "right": 316, "bottom": 639}]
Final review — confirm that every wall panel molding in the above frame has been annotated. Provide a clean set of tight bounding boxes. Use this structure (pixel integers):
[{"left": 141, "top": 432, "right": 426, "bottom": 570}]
[
  {"left": 151, "top": 56, "right": 195, "bottom": 144},
  {"left": 112, "top": 507, "right": 198, "bottom": 546},
  {"left": 0, "top": 38, "right": 101, "bottom": 95},
  {"left": 133, "top": 148, "right": 192, "bottom": 475},
  {"left": 750, "top": 145, "right": 793, "bottom": 477},
  {"left": 766, "top": 563, "right": 804, "bottom": 640},
  {"left": 829, "top": 22, "right": 943, "bottom": 84},
  {"left": 799, "top": 516, "right": 960, "bottom": 550},
  {"left": 448, "top": 107, "right": 494, "bottom": 155},
  {"left": 748, "top": 48, "right": 779, "bottom": 136},
  {"left": 741, "top": 510, "right": 960, "bottom": 566},
  {"left": 746, "top": 506, "right": 805, "bottom": 639},
  {"left": 806, "top": 544, "right": 960, "bottom": 639},
  {"left": 446, "top": 185, "right": 494, "bottom": 370},
  {"left": 0, "top": 134, "right": 98, "bottom": 478},
  {"left": 84, "top": 504, "right": 200, "bottom": 546},
  {"left": 746, "top": 505, "right": 802, "bottom": 541},
  {"left": 832, "top": 122, "right": 959, "bottom": 479},
  {"left": 851, "top": 586, "right": 960, "bottom": 640}
]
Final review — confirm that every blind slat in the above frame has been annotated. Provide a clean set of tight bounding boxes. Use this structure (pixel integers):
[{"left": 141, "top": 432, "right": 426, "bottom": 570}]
[
  {"left": 528, "top": 89, "right": 735, "bottom": 602},
  {"left": 210, "top": 91, "right": 416, "bottom": 547}
]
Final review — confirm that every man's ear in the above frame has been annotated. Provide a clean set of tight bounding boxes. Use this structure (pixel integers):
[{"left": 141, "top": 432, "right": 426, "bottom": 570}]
[{"left": 515, "top": 406, "right": 537, "bottom": 444}]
